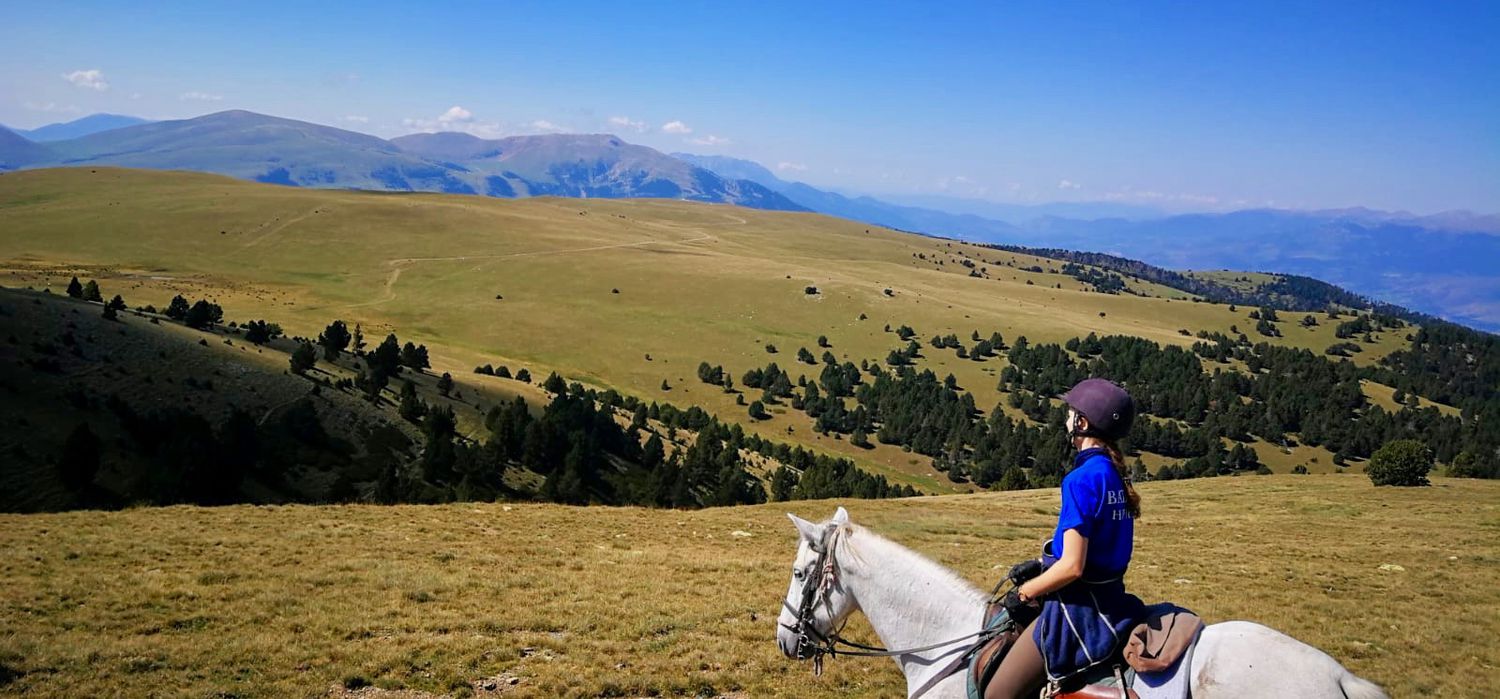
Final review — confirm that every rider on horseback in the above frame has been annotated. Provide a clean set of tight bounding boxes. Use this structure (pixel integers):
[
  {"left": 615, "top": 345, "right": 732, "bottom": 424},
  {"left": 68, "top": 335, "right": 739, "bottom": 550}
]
[{"left": 987, "top": 378, "right": 1147, "bottom": 699}]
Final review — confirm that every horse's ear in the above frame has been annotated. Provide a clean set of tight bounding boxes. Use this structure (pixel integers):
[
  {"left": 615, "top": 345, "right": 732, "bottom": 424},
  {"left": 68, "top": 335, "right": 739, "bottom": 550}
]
[
  {"left": 788, "top": 513, "right": 822, "bottom": 545},
  {"left": 832, "top": 506, "right": 849, "bottom": 526}
]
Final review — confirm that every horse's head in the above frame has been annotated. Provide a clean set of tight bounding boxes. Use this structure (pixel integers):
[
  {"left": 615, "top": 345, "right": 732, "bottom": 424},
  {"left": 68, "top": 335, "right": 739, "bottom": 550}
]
[{"left": 776, "top": 506, "right": 858, "bottom": 660}]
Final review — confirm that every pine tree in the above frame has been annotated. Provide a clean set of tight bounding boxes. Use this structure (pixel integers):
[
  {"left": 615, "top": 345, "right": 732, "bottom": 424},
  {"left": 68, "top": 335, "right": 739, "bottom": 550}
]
[
  {"left": 748, "top": 400, "right": 769, "bottom": 420},
  {"left": 289, "top": 342, "right": 317, "bottom": 374},
  {"left": 66, "top": 277, "right": 84, "bottom": 299},
  {"left": 82, "top": 280, "right": 103, "bottom": 302},
  {"left": 101, "top": 301, "right": 118, "bottom": 320},
  {"left": 436, "top": 372, "right": 454, "bottom": 396},
  {"left": 166, "top": 294, "right": 190, "bottom": 320},
  {"left": 319, "top": 320, "right": 352, "bottom": 359},
  {"left": 399, "top": 381, "right": 426, "bottom": 422}
]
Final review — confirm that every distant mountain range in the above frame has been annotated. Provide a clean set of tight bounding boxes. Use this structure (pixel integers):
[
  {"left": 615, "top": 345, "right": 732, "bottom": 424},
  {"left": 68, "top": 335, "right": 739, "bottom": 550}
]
[
  {"left": 0, "top": 110, "right": 806, "bottom": 211},
  {"left": 7, "top": 113, "right": 153, "bottom": 142},
  {"left": 1, "top": 110, "right": 1495, "bottom": 330},
  {"left": 674, "top": 153, "right": 1500, "bottom": 332}
]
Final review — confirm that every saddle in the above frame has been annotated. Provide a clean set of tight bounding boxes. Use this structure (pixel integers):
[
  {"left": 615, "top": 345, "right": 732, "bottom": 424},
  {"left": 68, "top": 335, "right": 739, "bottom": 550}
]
[{"left": 966, "top": 601, "right": 1199, "bottom": 699}]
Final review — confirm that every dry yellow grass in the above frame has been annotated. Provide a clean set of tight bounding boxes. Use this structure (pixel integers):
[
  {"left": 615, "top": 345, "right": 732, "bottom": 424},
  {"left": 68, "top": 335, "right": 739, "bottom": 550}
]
[{"left": 1, "top": 475, "right": 1495, "bottom": 697}]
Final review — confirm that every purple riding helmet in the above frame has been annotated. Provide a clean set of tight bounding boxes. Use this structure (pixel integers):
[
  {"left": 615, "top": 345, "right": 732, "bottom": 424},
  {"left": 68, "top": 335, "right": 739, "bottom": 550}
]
[{"left": 1061, "top": 378, "right": 1136, "bottom": 441}]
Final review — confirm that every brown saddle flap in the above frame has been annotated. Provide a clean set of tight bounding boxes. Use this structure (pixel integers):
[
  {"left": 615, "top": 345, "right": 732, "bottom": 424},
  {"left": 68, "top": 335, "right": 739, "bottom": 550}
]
[{"left": 1122, "top": 606, "right": 1204, "bottom": 674}]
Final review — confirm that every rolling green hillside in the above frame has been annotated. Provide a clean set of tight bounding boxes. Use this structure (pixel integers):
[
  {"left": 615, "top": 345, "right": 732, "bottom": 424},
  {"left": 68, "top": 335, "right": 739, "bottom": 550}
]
[{"left": 0, "top": 168, "right": 1445, "bottom": 491}]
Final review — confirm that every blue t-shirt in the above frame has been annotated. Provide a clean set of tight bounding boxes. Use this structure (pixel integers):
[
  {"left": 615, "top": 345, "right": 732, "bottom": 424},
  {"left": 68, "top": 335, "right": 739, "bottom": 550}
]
[{"left": 1051, "top": 448, "right": 1134, "bottom": 579}]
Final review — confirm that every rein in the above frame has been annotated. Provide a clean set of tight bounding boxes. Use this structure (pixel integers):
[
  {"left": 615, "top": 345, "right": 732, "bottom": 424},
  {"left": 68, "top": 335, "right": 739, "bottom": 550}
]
[{"left": 781, "top": 528, "right": 1010, "bottom": 694}]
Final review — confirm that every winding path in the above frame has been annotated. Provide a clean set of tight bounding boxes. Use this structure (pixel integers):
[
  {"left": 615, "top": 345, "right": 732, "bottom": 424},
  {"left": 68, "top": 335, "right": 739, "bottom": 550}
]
[{"left": 343, "top": 232, "right": 714, "bottom": 310}]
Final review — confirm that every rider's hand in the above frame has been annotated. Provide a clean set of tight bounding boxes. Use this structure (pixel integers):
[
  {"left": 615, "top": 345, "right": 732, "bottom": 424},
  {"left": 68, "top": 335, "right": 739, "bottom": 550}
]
[
  {"left": 1001, "top": 588, "right": 1039, "bottom": 627},
  {"left": 1007, "top": 558, "right": 1044, "bottom": 585}
]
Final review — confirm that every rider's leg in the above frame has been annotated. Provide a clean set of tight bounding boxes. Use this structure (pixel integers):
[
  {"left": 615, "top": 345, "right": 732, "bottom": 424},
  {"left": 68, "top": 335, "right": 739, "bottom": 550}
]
[{"left": 984, "top": 619, "right": 1045, "bottom": 699}]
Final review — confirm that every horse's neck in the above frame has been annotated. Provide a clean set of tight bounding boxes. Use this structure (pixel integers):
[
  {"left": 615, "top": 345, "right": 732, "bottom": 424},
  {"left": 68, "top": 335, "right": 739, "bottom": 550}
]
[{"left": 838, "top": 527, "right": 987, "bottom": 698}]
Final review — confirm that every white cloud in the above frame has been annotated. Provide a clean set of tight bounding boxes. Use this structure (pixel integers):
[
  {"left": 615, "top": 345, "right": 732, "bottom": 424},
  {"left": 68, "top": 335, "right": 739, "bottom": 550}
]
[
  {"left": 402, "top": 105, "right": 504, "bottom": 138},
  {"left": 438, "top": 105, "right": 472, "bottom": 124},
  {"left": 688, "top": 134, "right": 731, "bottom": 146},
  {"left": 608, "top": 115, "right": 647, "bottom": 133},
  {"left": 529, "top": 119, "right": 566, "bottom": 133},
  {"left": 342, "top": 115, "right": 370, "bottom": 124},
  {"left": 777, "top": 162, "right": 807, "bottom": 172},
  {"left": 661, "top": 120, "right": 692, "bottom": 134},
  {"left": 180, "top": 91, "right": 224, "bottom": 101},
  {"left": 1057, "top": 179, "right": 1081, "bottom": 190},
  {"left": 62, "top": 69, "right": 108, "bottom": 91}
]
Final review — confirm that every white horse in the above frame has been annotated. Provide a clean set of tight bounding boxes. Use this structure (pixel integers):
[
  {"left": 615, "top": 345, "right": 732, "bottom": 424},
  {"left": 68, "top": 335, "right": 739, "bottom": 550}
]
[{"left": 776, "top": 507, "right": 1388, "bottom": 699}]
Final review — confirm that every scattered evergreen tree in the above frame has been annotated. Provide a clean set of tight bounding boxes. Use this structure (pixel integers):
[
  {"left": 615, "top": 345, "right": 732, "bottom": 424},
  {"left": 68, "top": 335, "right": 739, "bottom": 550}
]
[
  {"left": 436, "top": 372, "right": 454, "bottom": 397},
  {"left": 400, "top": 342, "right": 430, "bottom": 371},
  {"left": 817, "top": 335, "right": 830, "bottom": 348},
  {"left": 1367, "top": 439, "right": 1432, "bottom": 486},
  {"left": 82, "top": 280, "right": 103, "bottom": 302},
  {"left": 399, "top": 381, "right": 426, "bottom": 422},
  {"left": 183, "top": 299, "right": 222, "bottom": 329},
  {"left": 319, "top": 320, "right": 352, "bottom": 359},
  {"left": 289, "top": 342, "right": 317, "bottom": 374},
  {"left": 516, "top": 368, "right": 531, "bottom": 383},
  {"left": 66, "top": 277, "right": 84, "bottom": 299},
  {"left": 748, "top": 400, "right": 769, "bottom": 420},
  {"left": 166, "top": 294, "right": 191, "bottom": 320}
]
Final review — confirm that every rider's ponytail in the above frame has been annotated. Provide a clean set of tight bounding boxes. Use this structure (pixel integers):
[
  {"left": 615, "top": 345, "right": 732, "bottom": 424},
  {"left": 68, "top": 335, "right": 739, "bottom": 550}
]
[{"left": 1102, "top": 440, "right": 1142, "bottom": 519}]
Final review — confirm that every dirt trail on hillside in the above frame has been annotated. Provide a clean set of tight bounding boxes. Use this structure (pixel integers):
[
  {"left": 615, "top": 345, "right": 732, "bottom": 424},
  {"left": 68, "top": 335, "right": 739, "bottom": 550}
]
[
  {"left": 344, "top": 233, "right": 714, "bottom": 310},
  {"left": 240, "top": 207, "right": 324, "bottom": 249}
]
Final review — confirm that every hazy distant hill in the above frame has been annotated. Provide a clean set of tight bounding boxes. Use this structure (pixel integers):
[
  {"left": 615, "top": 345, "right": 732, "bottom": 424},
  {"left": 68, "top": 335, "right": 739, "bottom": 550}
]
[
  {"left": 13, "top": 113, "right": 153, "bottom": 142},
  {"left": 394, "top": 132, "right": 806, "bottom": 209},
  {"left": 0, "top": 127, "right": 54, "bottom": 170},
  {"left": 997, "top": 211, "right": 1500, "bottom": 332},
  {"left": 674, "top": 152, "right": 1018, "bottom": 238},
  {"left": 677, "top": 152, "right": 1500, "bottom": 332}
]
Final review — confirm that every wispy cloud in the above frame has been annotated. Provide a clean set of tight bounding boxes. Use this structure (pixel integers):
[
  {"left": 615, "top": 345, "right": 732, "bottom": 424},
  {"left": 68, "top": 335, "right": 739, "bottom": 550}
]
[
  {"left": 777, "top": 162, "right": 807, "bottom": 172},
  {"left": 402, "top": 105, "right": 504, "bottom": 138},
  {"left": 342, "top": 115, "right": 370, "bottom": 124},
  {"left": 608, "top": 115, "right": 648, "bottom": 133},
  {"left": 180, "top": 91, "right": 224, "bottom": 101},
  {"left": 661, "top": 120, "right": 692, "bottom": 134},
  {"left": 529, "top": 119, "right": 566, "bottom": 133},
  {"left": 23, "top": 101, "right": 80, "bottom": 114},
  {"left": 62, "top": 69, "right": 108, "bottom": 91},
  {"left": 1057, "top": 179, "right": 1081, "bottom": 190},
  {"left": 1103, "top": 187, "right": 1221, "bottom": 207},
  {"left": 688, "top": 134, "right": 731, "bottom": 146}
]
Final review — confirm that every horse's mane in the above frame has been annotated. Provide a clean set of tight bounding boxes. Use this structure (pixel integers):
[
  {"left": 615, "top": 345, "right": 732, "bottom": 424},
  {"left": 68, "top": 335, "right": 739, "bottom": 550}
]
[{"left": 837, "top": 523, "right": 988, "bottom": 603}]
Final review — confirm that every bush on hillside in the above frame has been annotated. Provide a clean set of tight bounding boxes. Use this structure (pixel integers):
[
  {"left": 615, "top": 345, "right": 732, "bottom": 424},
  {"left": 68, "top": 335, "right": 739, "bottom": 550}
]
[{"left": 1367, "top": 439, "right": 1432, "bottom": 486}]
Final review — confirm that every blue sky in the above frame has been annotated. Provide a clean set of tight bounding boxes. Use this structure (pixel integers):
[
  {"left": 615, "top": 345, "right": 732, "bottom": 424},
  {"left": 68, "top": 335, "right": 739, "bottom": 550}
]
[{"left": 2, "top": 1, "right": 1496, "bottom": 214}]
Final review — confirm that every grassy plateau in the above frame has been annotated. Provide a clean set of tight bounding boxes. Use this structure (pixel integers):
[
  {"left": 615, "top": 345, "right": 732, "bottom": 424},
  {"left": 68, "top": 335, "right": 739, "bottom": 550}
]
[{"left": 1, "top": 476, "right": 1496, "bottom": 697}]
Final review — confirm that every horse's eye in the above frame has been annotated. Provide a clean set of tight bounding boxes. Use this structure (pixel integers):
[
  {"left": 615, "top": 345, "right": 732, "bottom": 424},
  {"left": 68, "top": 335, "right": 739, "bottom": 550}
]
[{"left": 793, "top": 569, "right": 805, "bottom": 580}]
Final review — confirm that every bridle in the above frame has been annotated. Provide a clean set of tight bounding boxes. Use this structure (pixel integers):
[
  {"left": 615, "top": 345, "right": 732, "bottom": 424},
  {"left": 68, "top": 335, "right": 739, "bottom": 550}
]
[
  {"left": 780, "top": 527, "right": 1010, "bottom": 693},
  {"left": 779, "top": 529, "right": 844, "bottom": 674}
]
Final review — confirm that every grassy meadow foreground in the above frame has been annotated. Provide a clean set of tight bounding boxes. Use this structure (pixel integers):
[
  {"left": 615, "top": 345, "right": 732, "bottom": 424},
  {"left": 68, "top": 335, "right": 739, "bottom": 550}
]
[{"left": 2, "top": 476, "right": 1497, "bottom": 698}]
